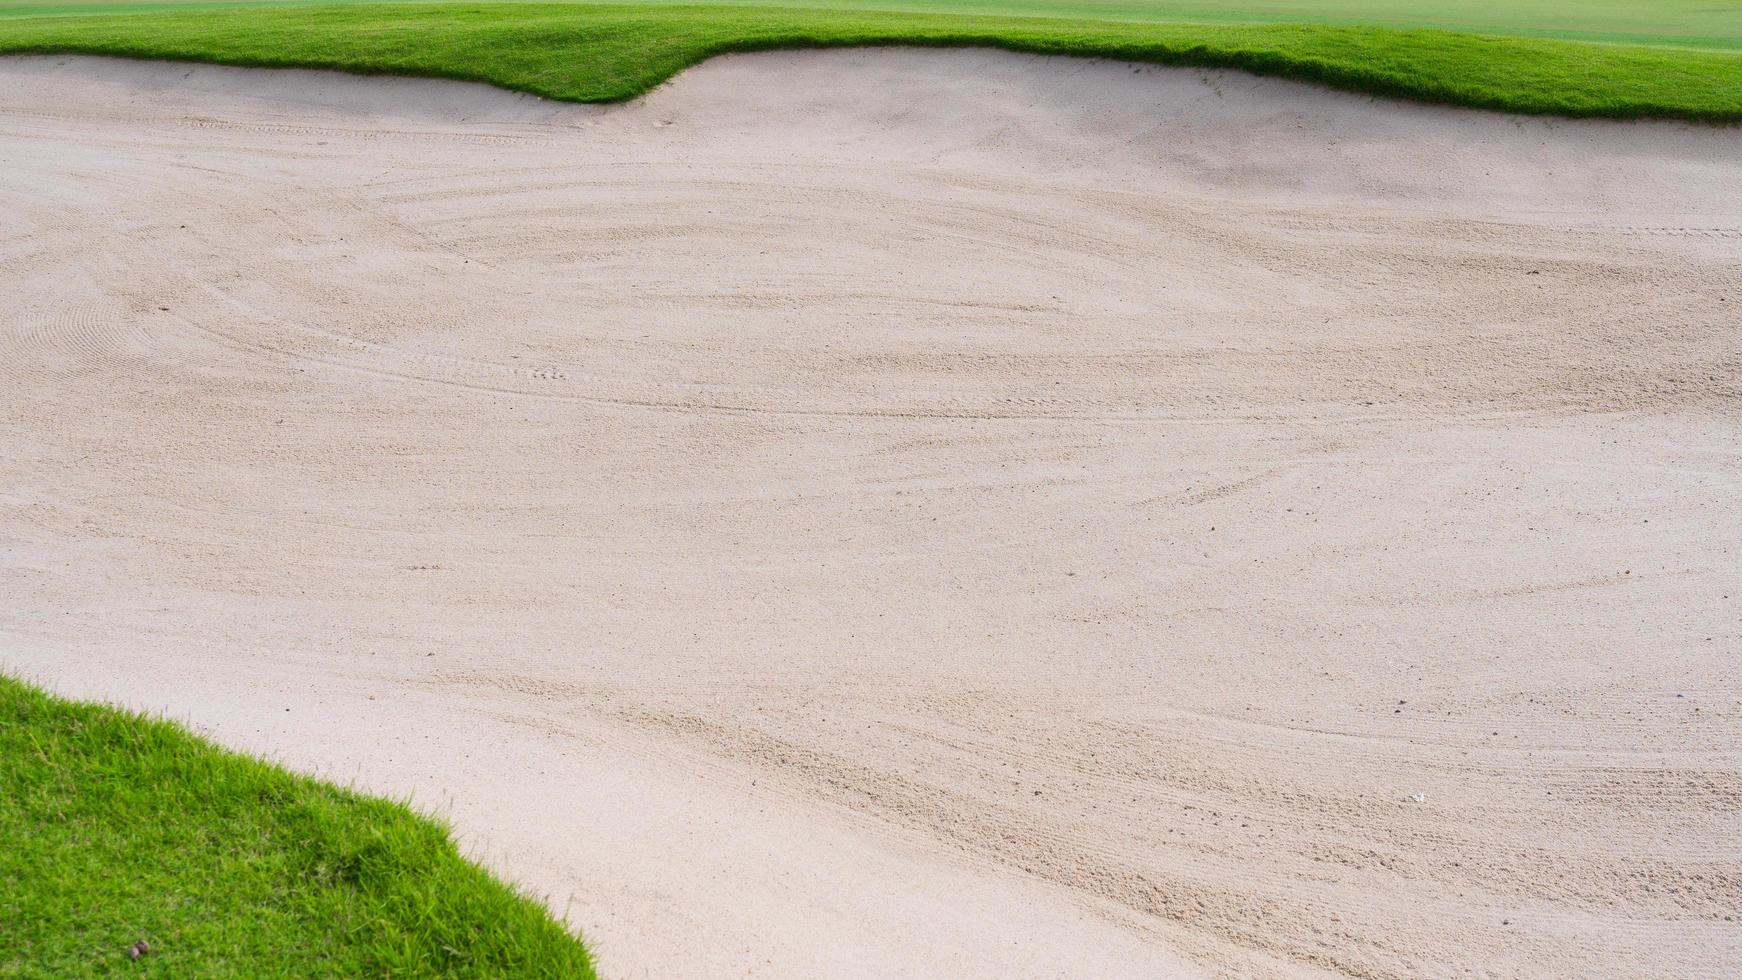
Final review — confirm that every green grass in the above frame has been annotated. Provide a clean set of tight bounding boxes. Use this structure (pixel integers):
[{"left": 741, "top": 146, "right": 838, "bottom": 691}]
[
  {"left": 0, "top": 0, "right": 1738, "bottom": 121},
  {"left": 6, "top": 0, "right": 1742, "bottom": 50},
  {"left": 0, "top": 673, "right": 596, "bottom": 978}
]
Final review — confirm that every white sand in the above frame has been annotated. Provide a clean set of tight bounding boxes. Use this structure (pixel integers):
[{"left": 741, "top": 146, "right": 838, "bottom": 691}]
[{"left": 2, "top": 50, "right": 1739, "bottom": 978}]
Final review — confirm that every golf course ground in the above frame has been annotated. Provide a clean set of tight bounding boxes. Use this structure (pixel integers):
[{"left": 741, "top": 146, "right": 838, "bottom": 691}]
[
  {"left": 1, "top": 673, "right": 595, "bottom": 977},
  {"left": 0, "top": 0, "right": 1739, "bottom": 119},
  {"left": 2, "top": 0, "right": 1739, "bottom": 977}
]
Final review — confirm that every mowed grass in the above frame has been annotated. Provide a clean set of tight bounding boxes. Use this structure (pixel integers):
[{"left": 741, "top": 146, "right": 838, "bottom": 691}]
[
  {"left": 0, "top": 0, "right": 1739, "bottom": 120},
  {"left": 0, "top": 673, "right": 596, "bottom": 978},
  {"left": 4, "top": 0, "right": 1741, "bottom": 49}
]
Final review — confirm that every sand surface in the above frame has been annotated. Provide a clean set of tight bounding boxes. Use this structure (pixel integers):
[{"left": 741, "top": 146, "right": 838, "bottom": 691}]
[{"left": 2, "top": 50, "right": 1739, "bottom": 978}]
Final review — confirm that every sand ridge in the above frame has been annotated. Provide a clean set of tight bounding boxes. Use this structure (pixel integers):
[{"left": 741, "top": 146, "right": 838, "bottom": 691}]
[{"left": 2, "top": 51, "right": 1739, "bottom": 978}]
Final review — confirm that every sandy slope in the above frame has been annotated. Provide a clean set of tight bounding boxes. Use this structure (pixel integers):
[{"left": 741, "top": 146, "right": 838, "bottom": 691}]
[{"left": 2, "top": 50, "right": 1739, "bottom": 978}]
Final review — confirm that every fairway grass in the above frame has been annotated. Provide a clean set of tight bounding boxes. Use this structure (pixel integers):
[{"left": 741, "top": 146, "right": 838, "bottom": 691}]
[
  {"left": 0, "top": 673, "right": 596, "bottom": 978},
  {"left": 0, "top": 2, "right": 1740, "bottom": 120}
]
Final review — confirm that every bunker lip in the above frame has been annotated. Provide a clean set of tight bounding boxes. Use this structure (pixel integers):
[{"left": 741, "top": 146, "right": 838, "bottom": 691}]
[
  {"left": 3, "top": 6, "right": 1742, "bottom": 122},
  {"left": 2, "top": 50, "right": 1739, "bottom": 980}
]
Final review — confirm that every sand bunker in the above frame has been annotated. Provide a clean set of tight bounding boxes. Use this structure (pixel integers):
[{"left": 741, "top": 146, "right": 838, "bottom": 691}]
[{"left": 2, "top": 50, "right": 1738, "bottom": 978}]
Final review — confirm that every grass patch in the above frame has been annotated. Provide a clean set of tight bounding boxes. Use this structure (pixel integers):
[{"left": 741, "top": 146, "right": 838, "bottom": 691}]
[
  {"left": 0, "top": 2, "right": 1738, "bottom": 121},
  {"left": 0, "top": 673, "right": 596, "bottom": 978}
]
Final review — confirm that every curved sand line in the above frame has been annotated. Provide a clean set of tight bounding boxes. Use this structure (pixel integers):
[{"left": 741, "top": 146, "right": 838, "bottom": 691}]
[{"left": 2, "top": 51, "right": 1739, "bottom": 978}]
